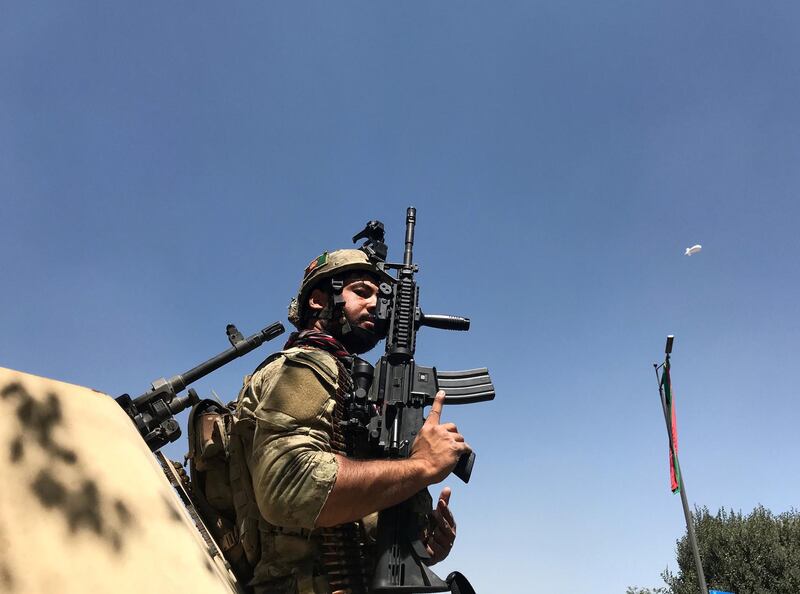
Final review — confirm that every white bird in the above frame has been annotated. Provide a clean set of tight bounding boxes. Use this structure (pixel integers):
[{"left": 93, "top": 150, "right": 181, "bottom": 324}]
[{"left": 684, "top": 244, "right": 702, "bottom": 256}]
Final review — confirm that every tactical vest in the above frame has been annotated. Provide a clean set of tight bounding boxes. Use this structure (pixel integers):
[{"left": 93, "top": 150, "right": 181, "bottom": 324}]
[{"left": 186, "top": 349, "right": 375, "bottom": 594}]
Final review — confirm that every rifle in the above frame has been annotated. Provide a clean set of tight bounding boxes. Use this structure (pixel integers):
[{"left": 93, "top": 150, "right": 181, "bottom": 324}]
[
  {"left": 117, "top": 321, "right": 285, "bottom": 451},
  {"left": 346, "top": 208, "right": 494, "bottom": 594}
]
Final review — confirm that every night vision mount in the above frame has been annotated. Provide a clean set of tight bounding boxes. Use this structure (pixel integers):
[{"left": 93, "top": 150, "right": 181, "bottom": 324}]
[{"left": 353, "top": 219, "right": 388, "bottom": 265}]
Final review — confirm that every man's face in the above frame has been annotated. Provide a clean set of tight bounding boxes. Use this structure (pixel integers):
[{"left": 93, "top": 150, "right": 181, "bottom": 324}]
[
  {"left": 340, "top": 275, "right": 380, "bottom": 334},
  {"left": 306, "top": 272, "right": 383, "bottom": 353}
]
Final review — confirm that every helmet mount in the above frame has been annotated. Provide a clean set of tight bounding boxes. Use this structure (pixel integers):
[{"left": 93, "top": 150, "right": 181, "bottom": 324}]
[{"left": 352, "top": 220, "right": 388, "bottom": 265}]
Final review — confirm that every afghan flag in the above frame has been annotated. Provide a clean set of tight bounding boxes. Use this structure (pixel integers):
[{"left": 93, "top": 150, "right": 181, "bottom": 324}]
[{"left": 661, "top": 359, "right": 681, "bottom": 493}]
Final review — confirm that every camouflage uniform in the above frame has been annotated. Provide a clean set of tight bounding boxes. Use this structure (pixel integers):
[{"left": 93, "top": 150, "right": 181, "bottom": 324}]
[
  {"left": 234, "top": 250, "right": 392, "bottom": 593},
  {"left": 235, "top": 345, "right": 367, "bottom": 594}
]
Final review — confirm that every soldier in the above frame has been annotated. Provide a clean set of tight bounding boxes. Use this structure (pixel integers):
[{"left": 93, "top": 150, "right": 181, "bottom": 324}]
[{"left": 234, "top": 249, "right": 470, "bottom": 593}]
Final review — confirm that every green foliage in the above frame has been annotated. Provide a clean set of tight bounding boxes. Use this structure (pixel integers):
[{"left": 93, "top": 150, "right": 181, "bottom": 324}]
[
  {"left": 626, "top": 587, "right": 668, "bottom": 594},
  {"left": 663, "top": 505, "right": 800, "bottom": 594}
]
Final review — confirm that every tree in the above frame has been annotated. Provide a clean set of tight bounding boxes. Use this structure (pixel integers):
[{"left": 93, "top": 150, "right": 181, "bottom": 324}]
[
  {"left": 630, "top": 506, "right": 800, "bottom": 593},
  {"left": 662, "top": 505, "right": 800, "bottom": 594}
]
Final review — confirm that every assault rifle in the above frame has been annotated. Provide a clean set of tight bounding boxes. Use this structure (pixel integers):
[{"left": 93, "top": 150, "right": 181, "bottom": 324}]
[
  {"left": 117, "top": 321, "right": 285, "bottom": 451},
  {"left": 345, "top": 208, "right": 495, "bottom": 594}
]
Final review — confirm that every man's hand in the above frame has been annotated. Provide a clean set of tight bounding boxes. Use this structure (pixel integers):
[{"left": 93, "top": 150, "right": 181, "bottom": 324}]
[
  {"left": 410, "top": 391, "right": 472, "bottom": 484},
  {"left": 424, "top": 487, "right": 457, "bottom": 564},
  {"left": 316, "top": 391, "right": 470, "bottom": 527}
]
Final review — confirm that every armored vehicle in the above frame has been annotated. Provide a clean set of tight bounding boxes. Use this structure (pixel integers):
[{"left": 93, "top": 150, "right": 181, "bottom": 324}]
[{"left": 0, "top": 365, "right": 242, "bottom": 594}]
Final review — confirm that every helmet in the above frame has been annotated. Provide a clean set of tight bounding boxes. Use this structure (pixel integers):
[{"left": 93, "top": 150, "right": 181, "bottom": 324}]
[{"left": 287, "top": 249, "right": 394, "bottom": 328}]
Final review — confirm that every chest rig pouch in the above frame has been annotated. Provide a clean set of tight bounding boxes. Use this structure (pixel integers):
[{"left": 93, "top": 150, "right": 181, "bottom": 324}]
[{"left": 187, "top": 397, "right": 260, "bottom": 588}]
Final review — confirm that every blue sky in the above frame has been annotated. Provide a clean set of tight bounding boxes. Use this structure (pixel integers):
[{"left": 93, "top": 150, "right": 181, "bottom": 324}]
[{"left": 2, "top": 3, "right": 799, "bottom": 592}]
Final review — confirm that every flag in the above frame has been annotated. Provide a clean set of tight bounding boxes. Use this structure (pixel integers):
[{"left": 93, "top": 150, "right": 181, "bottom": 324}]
[{"left": 661, "top": 359, "right": 681, "bottom": 493}]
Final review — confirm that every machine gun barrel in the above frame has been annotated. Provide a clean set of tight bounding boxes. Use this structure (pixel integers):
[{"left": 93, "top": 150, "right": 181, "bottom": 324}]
[
  {"left": 134, "top": 321, "right": 285, "bottom": 406},
  {"left": 118, "top": 321, "right": 285, "bottom": 451}
]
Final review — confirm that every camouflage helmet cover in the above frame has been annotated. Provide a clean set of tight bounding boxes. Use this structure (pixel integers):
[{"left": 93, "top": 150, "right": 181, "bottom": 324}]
[{"left": 287, "top": 249, "right": 394, "bottom": 328}]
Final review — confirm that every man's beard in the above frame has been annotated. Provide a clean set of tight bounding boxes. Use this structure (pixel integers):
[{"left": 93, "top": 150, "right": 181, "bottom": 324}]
[{"left": 333, "top": 317, "right": 382, "bottom": 354}]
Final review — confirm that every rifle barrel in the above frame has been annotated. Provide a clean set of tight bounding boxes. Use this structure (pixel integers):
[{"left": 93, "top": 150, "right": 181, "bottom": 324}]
[{"left": 403, "top": 207, "right": 416, "bottom": 267}]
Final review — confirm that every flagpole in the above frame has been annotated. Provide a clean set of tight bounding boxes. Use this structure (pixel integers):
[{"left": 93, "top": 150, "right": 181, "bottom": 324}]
[{"left": 654, "top": 335, "right": 708, "bottom": 594}]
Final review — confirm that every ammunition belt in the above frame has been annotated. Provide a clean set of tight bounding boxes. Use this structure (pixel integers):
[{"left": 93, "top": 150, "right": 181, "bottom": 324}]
[{"left": 317, "top": 358, "right": 371, "bottom": 594}]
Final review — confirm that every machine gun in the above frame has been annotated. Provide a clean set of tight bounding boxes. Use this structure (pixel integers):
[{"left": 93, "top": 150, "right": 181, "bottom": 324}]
[
  {"left": 117, "top": 321, "right": 285, "bottom": 451},
  {"left": 345, "top": 208, "right": 495, "bottom": 594}
]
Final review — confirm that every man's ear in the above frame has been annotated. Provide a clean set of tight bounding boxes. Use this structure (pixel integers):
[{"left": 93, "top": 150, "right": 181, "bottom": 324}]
[{"left": 308, "top": 287, "right": 329, "bottom": 314}]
